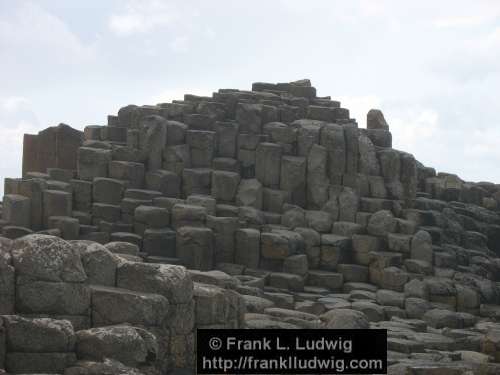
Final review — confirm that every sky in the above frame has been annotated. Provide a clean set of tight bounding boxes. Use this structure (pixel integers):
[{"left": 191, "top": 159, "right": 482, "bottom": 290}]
[{"left": 1, "top": 0, "right": 500, "bottom": 197}]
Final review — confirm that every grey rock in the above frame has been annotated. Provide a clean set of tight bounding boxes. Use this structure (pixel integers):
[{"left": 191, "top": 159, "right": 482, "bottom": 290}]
[
  {"left": 48, "top": 216, "right": 80, "bottom": 240},
  {"left": 78, "top": 147, "right": 112, "bottom": 181},
  {"left": 65, "top": 358, "right": 146, "bottom": 375},
  {"left": 16, "top": 276, "right": 91, "bottom": 315},
  {"left": 2, "top": 194, "right": 31, "bottom": 228},
  {"left": 176, "top": 226, "right": 214, "bottom": 271},
  {"left": 358, "top": 133, "right": 380, "bottom": 175},
  {"left": 116, "top": 262, "right": 193, "bottom": 304},
  {"left": 367, "top": 210, "right": 397, "bottom": 236},
  {"left": 280, "top": 156, "right": 306, "bottom": 207},
  {"left": 211, "top": 170, "right": 241, "bottom": 202},
  {"left": 306, "top": 144, "right": 329, "bottom": 208},
  {"left": 139, "top": 115, "right": 167, "bottom": 171},
  {"left": 171, "top": 203, "right": 206, "bottom": 228},
  {"left": 235, "top": 228, "right": 261, "bottom": 268},
  {"left": 186, "top": 130, "right": 216, "bottom": 168},
  {"left": 109, "top": 161, "right": 145, "bottom": 189},
  {"left": 43, "top": 190, "right": 72, "bottom": 228},
  {"left": 76, "top": 325, "right": 157, "bottom": 367},
  {"left": 104, "top": 241, "right": 139, "bottom": 256},
  {"left": 305, "top": 210, "right": 332, "bottom": 232},
  {"left": 11, "top": 234, "right": 86, "bottom": 283},
  {"left": 283, "top": 254, "right": 308, "bottom": 276},
  {"left": 3, "top": 315, "right": 75, "bottom": 352},
  {"left": 91, "top": 285, "right": 169, "bottom": 327},
  {"left": 145, "top": 169, "right": 181, "bottom": 197},
  {"left": 73, "top": 241, "right": 119, "bottom": 286},
  {"left": 255, "top": 143, "right": 282, "bottom": 188},
  {"left": 321, "top": 308, "right": 369, "bottom": 329},
  {"left": 411, "top": 230, "right": 433, "bottom": 264},
  {"left": 6, "top": 352, "right": 76, "bottom": 374},
  {"left": 320, "top": 124, "right": 345, "bottom": 183},
  {"left": 367, "top": 109, "right": 389, "bottom": 130},
  {"left": 236, "top": 179, "right": 263, "bottom": 209}
]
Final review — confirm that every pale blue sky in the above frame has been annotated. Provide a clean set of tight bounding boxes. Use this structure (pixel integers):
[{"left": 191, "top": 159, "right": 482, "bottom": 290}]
[{"left": 1, "top": 0, "right": 500, "bottom": 196}]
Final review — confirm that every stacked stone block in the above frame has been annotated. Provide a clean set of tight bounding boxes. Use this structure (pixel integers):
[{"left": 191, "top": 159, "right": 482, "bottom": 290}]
[
  {"left": 0, "top": 234, "right": 244, "bottom": 374},
  {"left": 1, "top": 315, "right": 77, "bottom": 373},
  {"left": 2, "top": 79, "right": 500, "bottom": 373},
  {"left": 1, "top": 79, "right": 467, "bottom": 279}
]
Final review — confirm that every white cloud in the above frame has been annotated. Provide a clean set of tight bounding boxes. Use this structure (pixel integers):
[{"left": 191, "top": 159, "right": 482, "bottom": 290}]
[
  {"left": 205, "top": 27, "right": 216, "bottom": 40},
  {"left": 108, "top": 0, "right": 179, "bottom": 36},
  {"left": 170, "top": 35, "right": 190, "bottom": 53},
  {"left": 1, "top": 97, "right": 30, "bottom": 112},
  {"left": 0, "top": 2, "right": 96, "bottom": 64},
  {"left": 0, "top": 96, "right": 38, "bottom": 130},
  {"left": 465, "top": 127, "right": 500, "bottom": 158},
  {"left": 391, "top": 108, "right": 439, "bottom": 141},
  {"left": 0, "top": 96, "right": 40, "bottom": 196},
  {"left": 480, "top": 26, "right": 500, "bottom": 49},
  {"left": 433, "top": 16, "right": 485, "bottom": 29},
  {"left": 107, "top": 1, "right": 214, "bottom": 55},
  {"left": 433, "top": 1, "right": 500, "bottom": 29},
  {"left": 338, "top": 95, "right": 382, "bottom": 127},
  {"left": 388, "top": 107, "right": 443, "bottom": 167}
]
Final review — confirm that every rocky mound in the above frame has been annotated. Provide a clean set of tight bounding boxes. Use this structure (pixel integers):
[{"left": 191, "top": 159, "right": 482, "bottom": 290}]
[{"left": 0, "top": 79, "right": 499, "bottom": 374}]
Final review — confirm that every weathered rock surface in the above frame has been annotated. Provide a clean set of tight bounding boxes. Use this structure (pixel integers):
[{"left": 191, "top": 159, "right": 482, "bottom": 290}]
[{"left": 2, "top": 79, "right": 500, "bottom": 374}]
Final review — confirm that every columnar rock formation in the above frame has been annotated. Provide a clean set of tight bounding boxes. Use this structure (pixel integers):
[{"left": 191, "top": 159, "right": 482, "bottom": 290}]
[{"left": 0, "top": 79, "right": 500, "bottom": 374}]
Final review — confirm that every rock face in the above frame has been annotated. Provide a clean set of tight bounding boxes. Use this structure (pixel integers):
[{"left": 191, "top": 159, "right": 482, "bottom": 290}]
[
  {"left": 2, "top": 79, "right": 500, "bottom": 374},
  {"left": 22, "top": 123, "right": 83, "bottom": 176},
  {"left": 0, "top": 233, "right": 243, "bottom": 374}
]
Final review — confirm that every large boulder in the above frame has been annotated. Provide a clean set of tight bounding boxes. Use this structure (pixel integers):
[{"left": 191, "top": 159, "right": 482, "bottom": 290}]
[
  {"left": 116, "top": 262, "right": 193, "bottom": 304},
  {"left": 367, "top": 210, "right": 397, "bottom": 236},
  {"left": 11, "top": 235, "right": 86, "bottom": 283},
  {"left": 72, "top": 241, "right": 120, "bottom": 286},
  {"left": 194, "top": 283, "right": 245, "bottom": 327},
  {"left": 367, "top": 109, "right": 389, "bottom": 130},
  {"left": 91, "top": 285, "right": 169, "bottom": 327},
  {"left": 2, "top": 315, "right": 75, "bottom": 352},
  {"left": 76, "top": 325, "right": 157, "bottom": 367},
  {"left": 16, "top": 277, "right": 91, "bottom": 315}
]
